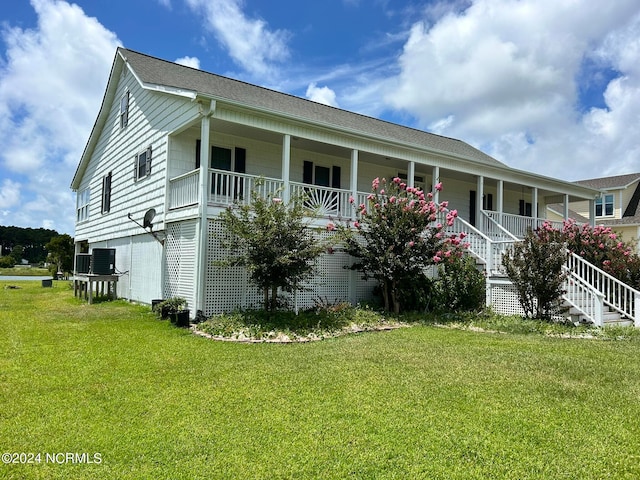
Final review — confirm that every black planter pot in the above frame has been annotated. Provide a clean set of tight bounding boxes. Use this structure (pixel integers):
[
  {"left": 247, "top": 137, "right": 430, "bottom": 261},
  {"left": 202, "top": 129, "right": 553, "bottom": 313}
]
[
  {"left": 160, "top": 304, "right": 171, "bottom": 320},
  {"left": 172, "top": 310, "right": 190, "bottom": 327},
  {"left": 151, "top": 299, "right": 163, "bottom": 315}
]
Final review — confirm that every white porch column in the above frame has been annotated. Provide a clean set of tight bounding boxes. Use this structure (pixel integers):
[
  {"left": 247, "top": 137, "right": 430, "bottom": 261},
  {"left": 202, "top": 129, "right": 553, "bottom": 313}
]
[
  {"left": 432, "top": 166, "right": 440, "bottom": 204},
  {"left": 497, "top": 180, "right": 504, "bottom": 224},
  {"left": 532, "top": 187, "right": 538, "bottom": 221},
  {"left": 407, "top": 161, "right": 415, "bottom": 188},
  {"left": 563, "top": 194, "right": 570, "bottom": 221},
  {"left": 196, "top": 103, "right": 213, "bottom": 315},
  {"left": 589, "top": 199, "right": 596, "bottom": 227},
  {"left": 282, "top": 134, "right": 291, "bottom": 203},
  {"left": 476, "top": 175, "right": 484, "bottom": 225},
  {"left": 349, "top": 149, "right": 359, "bottom": 303},
  {"left": 350, "top": 149, "right": 358, "bottom": 216}
]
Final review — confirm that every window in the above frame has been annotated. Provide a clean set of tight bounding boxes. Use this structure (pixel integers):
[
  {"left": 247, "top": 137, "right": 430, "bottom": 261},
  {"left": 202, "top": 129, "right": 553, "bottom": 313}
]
[
  {"left": 101, "top": 172, "right": 112, "bottom": 214},
  {"left": 519, "top": 200, "right": 533, "bottom": 217},
  {"left": 198, "top": 141, "right": 247, "bottom": 198},
  {"left": 397, "top": 172, "right": 425, "bottom": 190},
  {"left": 596, "top": 194, "right": 614, "bottom": 217},
  {"left": 134, "top": 146, "right": 152, "bottom": 181},
  {"left": 120, "top": 91, "right": 129, "bottom": 128},
  {"left": 303, "top": 161, "right": 341, "bottom": 188},
  {"left": 76, "top": 188, "right": 90, "bottom": 222}
]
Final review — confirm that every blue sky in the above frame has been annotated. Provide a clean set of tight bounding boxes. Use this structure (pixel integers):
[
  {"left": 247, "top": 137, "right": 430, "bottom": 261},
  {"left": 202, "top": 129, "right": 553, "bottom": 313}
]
[{"left": 1, "top": 0, "right": 639, "bottom": 235}]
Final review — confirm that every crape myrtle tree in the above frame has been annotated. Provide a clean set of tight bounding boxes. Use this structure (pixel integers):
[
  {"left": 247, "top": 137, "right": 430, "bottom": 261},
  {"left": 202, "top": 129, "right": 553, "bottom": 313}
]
[
  {"left": 218, "top": 182, "right": 326, "bottom": 311},
  {"left": 544, "top": 219, "right": 640, "bottom": 289},
  {"left": 502, "top": 220, "right": 640, "bottom": 321},
  {"left": 335, "top": 177, "right": 470, "bottom": 313},
  {"left": 502, "top": 228, "right": 568, "bottom": 320}
]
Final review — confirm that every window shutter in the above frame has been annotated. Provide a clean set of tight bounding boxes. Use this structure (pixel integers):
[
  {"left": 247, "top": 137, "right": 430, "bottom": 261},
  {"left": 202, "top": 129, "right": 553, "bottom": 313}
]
[
  {"left": 303, "top": 161, "right": 313, "bottom": 184},
  {"left": 332, "top": 166, "right": 341, "bottom": 189},
  {"left": 146, "top": 146, "right": 152, "bottom": 176},
  {"left": 134, "top": 155, "right": 138, "bottom": 181},
  {"left": 234, "top": 147, "right": 246, "bottom": 173},
  {"left": 195, "top": 139, "right": 201, "bottom": 169}
]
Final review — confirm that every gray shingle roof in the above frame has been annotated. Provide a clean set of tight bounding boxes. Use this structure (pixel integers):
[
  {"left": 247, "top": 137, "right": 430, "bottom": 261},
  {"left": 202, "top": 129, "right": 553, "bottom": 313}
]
[
  {"left": 120, "top": 48, "right": 505, "bottom": 168},
  {"left": 575, "top": 173, "right": 640, "bottom": 190}
]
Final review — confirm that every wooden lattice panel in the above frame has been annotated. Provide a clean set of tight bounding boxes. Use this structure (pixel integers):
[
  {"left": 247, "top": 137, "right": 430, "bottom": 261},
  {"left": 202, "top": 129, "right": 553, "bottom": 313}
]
[{"left": 164, "top": 220, "right": 197, "bottom": 310}]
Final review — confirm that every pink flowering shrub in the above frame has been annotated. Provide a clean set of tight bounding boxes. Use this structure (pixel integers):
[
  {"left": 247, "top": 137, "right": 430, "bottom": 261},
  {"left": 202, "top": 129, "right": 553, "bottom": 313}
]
[
  {"left": 539, "top": 220, "right": 639, "bottom": 289},
  {"left": 338, "top": 177, "right": 469, "bottom": 313}
]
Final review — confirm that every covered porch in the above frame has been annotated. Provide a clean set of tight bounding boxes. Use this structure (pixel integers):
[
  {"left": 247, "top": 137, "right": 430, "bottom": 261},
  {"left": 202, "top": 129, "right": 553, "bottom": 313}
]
[{"left": 165, "top": 111, "right": 596, "bottom": 237}]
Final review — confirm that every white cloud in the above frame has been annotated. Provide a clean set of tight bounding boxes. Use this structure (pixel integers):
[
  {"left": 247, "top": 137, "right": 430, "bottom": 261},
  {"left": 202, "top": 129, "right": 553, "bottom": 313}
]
[
  {"left": 0, "top": 179, "right": 21, "bottom": 209},
  {"left": 305, "top": 83, "right": 339, "bottom": 107},
  {"left": 0, "top": 0, "right": 120, "bottom": 233},
  {"left": 184, "top": 0, "right": 290, "bottom": 77},
  {"left": 383, "top": 0, "right": 640, "bottom": 180},
  {"left": 175, "top": 56, "right": 200, "bottom": 69}
]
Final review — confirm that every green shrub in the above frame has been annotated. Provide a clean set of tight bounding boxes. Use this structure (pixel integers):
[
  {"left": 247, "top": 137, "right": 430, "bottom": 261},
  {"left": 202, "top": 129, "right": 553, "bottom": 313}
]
[
  {"left": 502, "top": 231, "right": 568, "bottom": 320},
  {"left": 434, "top": 254, "right": 486, "bottom": 312},
  {"left": 0, "top": 256, "right": 14, "bottom": 268},
  {"left": 218, "top": 181, "right": 325, "bottom": 311}
]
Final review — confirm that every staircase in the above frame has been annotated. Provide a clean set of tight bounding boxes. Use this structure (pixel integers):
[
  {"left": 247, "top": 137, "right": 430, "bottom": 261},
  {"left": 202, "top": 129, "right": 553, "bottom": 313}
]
[{"left": 452, "top": 212, "right": 640, "bottom": 328}]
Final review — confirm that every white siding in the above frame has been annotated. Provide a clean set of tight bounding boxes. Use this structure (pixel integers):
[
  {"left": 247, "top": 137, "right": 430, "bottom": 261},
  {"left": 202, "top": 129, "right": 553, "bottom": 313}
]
[
  {"left": 75, "top": 67, "right": 199, "bottom": 243},
  {"left": 88, "top": 234, "right": 162, "bottom": 303}
]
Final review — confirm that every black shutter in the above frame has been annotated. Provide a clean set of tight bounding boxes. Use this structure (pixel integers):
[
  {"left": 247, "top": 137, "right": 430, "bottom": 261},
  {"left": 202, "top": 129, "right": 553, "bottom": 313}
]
[
  {"left": 332, "top": 166, "right": 341, "bottom": 189},
  {"left": 469, "top": 191, "right": 476, "bottom": 226},
  {"left": 146, "top": 146, "right": 152, "bottom": 176},
  {"left": 102, "top": 172, "right": 112, "bottom": 213},
  {"left": 134, "top": 155, "right": 138, "bottom": 181},
  {"left": 303, "top": 161, "right": 313, "bottom": 184},
  {"left": 195, "top": 139, "right": 201, "bottom": 169},
  {"left": 519, "top": 199, "right": 525, "bottom": 216},
  {"left": 234, "top": 147, "right": 246, "bottom": 173}
]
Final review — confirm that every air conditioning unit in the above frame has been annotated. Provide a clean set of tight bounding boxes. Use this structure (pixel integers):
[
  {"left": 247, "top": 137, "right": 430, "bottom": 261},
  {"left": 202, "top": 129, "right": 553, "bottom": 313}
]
[
  {"left": 91, "top": 248, "right": 116, "bottom": 275},
  {"left": 75, "top": 254, "right": 91, "bottom": 274}
]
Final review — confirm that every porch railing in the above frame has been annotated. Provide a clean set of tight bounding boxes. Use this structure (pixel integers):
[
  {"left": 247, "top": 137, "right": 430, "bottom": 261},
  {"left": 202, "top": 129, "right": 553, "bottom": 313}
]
[
  {"left": 209, "top": 170, "right": 283, "bottom": 206},
  {"left": 484, "top": 211, "right": 564, "bottom": 238},
  {"left": 168, "top": 170, "right": 199, "bottom": 209},
  {"left": 480, "top": 211, "right": 519, "bottom": 242},
  {"left": 290, "top": 182, "right": 353, "bottom": 218}
]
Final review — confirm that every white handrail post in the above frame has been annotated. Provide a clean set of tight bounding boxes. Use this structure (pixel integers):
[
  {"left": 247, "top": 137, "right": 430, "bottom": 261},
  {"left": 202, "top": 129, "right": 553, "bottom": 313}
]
[
  {"left": 595, "top": 293, "right": 604, "bottom": 328},
  {"left": 635, "top": 292, "right": 640, "bottom": 328},
  {"left": 486, "top": 239, "right": 493, "bottom": 274}
]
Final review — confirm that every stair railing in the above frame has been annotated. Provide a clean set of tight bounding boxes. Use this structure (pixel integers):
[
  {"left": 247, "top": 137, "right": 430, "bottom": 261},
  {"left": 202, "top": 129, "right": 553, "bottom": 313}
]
[
  {"left": 562, "top": 263, "right": 605, "bottom": 327},
  {"left": 567, "top": 251, "right": 640, "bottom": 327}
]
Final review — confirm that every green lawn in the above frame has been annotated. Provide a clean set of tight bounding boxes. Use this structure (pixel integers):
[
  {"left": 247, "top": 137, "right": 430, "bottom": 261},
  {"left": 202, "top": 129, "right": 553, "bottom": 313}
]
[
  {"left": 0, "top": 267, "right": 50, "bottom": 276},
  {"left": 2, "top": 281, "right": 640, "bottom": 479}
]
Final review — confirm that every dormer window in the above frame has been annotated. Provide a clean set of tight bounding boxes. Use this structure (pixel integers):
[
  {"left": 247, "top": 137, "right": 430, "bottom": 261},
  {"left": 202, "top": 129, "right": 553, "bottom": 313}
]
[
  {"left": 596, "top": 193, "right": 614, "bottom": 217},
  {"left": 120, "top": 91, "right": 129, "bottom": 128}
]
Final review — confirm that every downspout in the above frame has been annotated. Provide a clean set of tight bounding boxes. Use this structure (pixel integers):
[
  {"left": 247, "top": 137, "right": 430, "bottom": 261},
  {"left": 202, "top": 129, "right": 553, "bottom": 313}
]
[{"left": 195, "top": 100, "right": 215, "bottom": 315}]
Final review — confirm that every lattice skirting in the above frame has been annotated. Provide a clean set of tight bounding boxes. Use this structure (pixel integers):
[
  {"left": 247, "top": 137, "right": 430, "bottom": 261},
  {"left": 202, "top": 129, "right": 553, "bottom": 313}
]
[
  {"left": 164, "top": 220, "right": 197, "bottom": 310},
  {"left": 488, "top": 280, "right": 526, "bottom": 316},
  {"left": 204, "top": 220, "right": 375, "bottom": 315}
]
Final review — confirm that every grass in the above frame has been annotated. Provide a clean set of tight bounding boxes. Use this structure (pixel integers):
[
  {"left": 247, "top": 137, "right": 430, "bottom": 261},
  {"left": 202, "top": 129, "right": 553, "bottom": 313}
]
[
  {"left": 2, "top": 281, "right": 640, "bottom": 479},
  {"left": 0, "top": 267, "right": 50, "bottom": 276}
]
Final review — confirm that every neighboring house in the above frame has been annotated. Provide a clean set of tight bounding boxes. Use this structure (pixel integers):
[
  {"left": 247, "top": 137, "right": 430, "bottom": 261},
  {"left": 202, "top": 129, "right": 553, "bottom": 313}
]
[
  {"left": 548, "top": 173, "right": 640, "bottom": 250},
  {"left": 71, "top": 48, "right": 602, "bottom": 318}
]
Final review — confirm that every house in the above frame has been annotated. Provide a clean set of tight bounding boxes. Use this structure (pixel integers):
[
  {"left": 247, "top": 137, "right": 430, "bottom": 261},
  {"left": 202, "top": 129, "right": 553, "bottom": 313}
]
[
  {"left": 548, "top": 173, "right": 640, "bottom": 249},
  {"left": 72, "top": 47, "right": 604, "bottom": 319}
]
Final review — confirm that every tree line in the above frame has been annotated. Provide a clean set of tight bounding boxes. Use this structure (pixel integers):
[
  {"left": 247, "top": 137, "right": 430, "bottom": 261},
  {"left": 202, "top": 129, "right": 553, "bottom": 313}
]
[{"left": 0, "top": 226, "right": 74, "bottom": 273}]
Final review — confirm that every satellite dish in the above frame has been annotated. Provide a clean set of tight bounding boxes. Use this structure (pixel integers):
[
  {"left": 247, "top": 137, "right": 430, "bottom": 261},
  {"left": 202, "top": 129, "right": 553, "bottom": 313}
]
[{"left": 143, "top": 208, "right": 156, "bottom": 229}]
